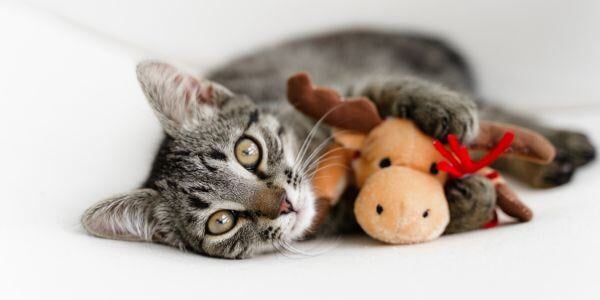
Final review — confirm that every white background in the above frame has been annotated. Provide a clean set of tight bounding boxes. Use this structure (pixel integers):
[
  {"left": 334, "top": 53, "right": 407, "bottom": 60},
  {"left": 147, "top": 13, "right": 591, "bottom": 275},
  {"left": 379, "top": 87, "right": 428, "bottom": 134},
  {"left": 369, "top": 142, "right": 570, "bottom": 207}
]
[
  {"left": 25, "top": 0, "right": 600, "bottom": 108},
  {"left": 1, "top": 1, "right": 599, "bottom": 299}
]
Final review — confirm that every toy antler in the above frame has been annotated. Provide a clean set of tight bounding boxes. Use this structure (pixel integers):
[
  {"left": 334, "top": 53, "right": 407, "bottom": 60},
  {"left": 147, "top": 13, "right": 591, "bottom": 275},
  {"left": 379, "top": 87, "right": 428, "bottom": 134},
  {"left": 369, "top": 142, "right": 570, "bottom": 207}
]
[
  {"left": 472, "top": 121, "right": 556, "bottom": 164},
  {"left": 287, "top": 72, "right": 383, "bottom": 132}
]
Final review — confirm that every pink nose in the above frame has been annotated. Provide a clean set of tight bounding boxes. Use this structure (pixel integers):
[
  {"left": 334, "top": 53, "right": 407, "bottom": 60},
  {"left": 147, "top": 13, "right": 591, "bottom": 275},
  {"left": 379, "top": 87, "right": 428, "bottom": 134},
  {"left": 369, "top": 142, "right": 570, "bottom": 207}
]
[{"left": 278, "top": 193, "right": 294, "bottom": 215}]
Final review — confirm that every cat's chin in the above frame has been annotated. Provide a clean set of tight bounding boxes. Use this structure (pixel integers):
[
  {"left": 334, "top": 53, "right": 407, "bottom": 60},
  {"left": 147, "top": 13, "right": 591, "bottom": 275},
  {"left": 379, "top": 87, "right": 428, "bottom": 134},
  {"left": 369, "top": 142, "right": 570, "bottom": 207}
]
[{"left": 285, "top": 188, "right": 316, "bottom": 241}]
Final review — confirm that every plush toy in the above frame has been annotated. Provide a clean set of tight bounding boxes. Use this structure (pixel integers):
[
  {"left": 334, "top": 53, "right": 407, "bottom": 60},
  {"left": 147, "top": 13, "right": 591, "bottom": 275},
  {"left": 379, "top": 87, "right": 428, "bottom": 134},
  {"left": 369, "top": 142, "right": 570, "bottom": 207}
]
[{"left": 287, "top": 73, "right": 556, "bottom": 244}]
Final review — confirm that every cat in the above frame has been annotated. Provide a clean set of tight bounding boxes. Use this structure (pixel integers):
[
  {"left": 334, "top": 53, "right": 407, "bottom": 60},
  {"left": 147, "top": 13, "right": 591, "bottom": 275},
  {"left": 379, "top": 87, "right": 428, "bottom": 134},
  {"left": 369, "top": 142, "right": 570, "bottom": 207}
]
[{"left": 81, "top": 29, "right": 595, "bottom": 259}]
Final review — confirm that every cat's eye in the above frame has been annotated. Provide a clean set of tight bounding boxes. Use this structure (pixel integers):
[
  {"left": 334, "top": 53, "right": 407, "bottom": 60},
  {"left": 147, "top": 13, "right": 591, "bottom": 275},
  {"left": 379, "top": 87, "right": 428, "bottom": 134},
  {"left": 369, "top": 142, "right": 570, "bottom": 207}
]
[
  {"left": 207, "top": 210, "right": 238, "bottom": 235},
  {"left": 235, "top": 137, "right": 262, "bottom": 170}
]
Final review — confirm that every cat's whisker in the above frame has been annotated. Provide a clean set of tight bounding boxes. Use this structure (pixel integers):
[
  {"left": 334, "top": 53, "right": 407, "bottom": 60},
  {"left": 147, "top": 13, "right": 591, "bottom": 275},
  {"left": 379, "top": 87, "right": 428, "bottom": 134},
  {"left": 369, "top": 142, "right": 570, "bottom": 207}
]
[
  {"left": 296, "top": 134, "right": 338, "bottom": 175},
  {"left": 293, "top": 116, "right": 326, "bottom": 171},
  {"left": 299, "top": 146, "right": 347, "bottom": 175},
  {"left": 280, "top": 238, "right": 340, "bottom": 257},
  {"left": 297, "top": 128, "right": 351, "bottom": 175},
  {"left": 292, "top": 104, "right": 351, "bottom": 172},
  {"left": 298, "top": 149, "right": 349, "bottom": 179},
  {"left": 293, "top": 105, "right": 340, "bottom": 168},
  {"left": 302, "top": 156, "right": 345, "bottom": 173},
  {"left": 272, "top": 240, "right": 307, "bottom": 259},
  {"left": 302, "top": 156, "right": 349, "bottom": 176},
  {"left": 303, "top": 164, "right": 351, "bottom": 180}
]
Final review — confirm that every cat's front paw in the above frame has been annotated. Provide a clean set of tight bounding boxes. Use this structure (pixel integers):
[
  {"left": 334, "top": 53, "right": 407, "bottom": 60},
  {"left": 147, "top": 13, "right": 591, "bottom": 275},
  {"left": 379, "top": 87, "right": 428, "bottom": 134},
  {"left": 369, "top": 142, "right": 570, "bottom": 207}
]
[
  {"left": 359, "top": 77, "right": 478, "bottom": 142},
  {"left": 409, "top": 96, "right": 478, "bottom": 143}
]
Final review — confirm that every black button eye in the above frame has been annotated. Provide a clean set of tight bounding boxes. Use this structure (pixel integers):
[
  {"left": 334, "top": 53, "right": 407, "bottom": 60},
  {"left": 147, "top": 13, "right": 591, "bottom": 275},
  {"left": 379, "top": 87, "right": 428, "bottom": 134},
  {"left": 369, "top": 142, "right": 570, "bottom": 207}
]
[
  {"left": 376, "top": 204, "right": 384, "bottom": 215},
  {"left": 429, "top": 163, "right": 439, "bottom": 174},
  {"left": 422, "top": 209, "right": 430, "bottom": 218},
  {"left": 379, "top": 157, "right": 391, "bottom": 168}
]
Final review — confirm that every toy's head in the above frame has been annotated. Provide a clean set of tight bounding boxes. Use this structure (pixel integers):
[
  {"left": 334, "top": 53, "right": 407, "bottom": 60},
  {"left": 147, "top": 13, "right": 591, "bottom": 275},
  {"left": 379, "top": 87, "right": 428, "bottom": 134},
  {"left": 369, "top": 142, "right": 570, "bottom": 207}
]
[{"left": 333, "top": 119, "right": 450, "bottom": 243}]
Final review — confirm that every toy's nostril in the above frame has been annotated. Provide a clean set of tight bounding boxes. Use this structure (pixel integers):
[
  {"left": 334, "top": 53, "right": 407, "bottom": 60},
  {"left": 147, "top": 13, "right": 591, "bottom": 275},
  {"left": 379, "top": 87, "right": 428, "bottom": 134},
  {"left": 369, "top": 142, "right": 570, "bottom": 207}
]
[
  {"left": 422, "top": 209, "right": 430, "bottom": 218},
  {"left": 379, "top": 158, "right": 391, "bottom": 168},
  {"left": 376, "top": 204, "right": 384, "bottom": 215}
]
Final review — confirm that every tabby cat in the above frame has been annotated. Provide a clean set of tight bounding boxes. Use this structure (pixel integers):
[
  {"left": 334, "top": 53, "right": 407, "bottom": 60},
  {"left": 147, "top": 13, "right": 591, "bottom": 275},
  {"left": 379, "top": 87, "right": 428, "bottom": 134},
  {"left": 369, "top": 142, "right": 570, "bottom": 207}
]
[{"left": 82, "top": 30, "right": 595, "bottom": 259}]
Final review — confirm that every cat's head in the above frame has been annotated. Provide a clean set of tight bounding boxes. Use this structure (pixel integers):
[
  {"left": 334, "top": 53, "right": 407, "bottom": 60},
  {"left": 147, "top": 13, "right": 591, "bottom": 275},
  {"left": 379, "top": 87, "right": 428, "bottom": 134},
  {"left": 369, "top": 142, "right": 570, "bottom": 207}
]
[{"left": 81, "top": 61, "right": 316, "bottom": 259}]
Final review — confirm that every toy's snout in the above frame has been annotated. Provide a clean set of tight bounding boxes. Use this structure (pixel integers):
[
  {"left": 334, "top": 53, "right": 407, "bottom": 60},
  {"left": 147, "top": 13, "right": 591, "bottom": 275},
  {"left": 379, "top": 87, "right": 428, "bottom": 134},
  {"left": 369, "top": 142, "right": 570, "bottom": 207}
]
[{"left": 354, "top": 166, "right": 450, "bottom": 244}]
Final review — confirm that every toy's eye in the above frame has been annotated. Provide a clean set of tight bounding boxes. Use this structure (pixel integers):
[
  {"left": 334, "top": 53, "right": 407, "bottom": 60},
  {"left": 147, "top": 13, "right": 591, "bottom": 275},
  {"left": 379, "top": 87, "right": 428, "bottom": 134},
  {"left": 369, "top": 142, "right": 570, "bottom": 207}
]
[
  {"left": 376, "top": 204, "right": 384, "bottom": 215},
  {"left": 207, "top": 210, "right": 238, "bottom": 235},
  {"left": 379, "top": 157, "right": 392, "bottom": 168},
  {"left": 235, "top": 137, "right": 262, "bottom": 170},
  {"left": 422, "top": 209, "right": 430, "bottom": 218},
  {"left": 429, "top": 163, "right": 439, "bottom": 174}
]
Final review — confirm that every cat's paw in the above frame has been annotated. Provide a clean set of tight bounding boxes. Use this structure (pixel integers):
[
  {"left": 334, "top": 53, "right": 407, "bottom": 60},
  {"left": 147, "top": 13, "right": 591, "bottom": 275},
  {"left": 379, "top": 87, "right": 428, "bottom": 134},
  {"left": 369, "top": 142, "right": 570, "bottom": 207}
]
[
  {"left": 444, "top": 175, "right": 496, "bottom": 234},
  {"left": 530, "top": 130, "right": 595, "bottom": 188},
  {"left": 358, "top": 77, "right": 478, "bottom": 142},
  {"left": 552, "top": 130, "right": 596, "bottom": 167},
  {"left": 531, "top": 152, "right": 576, "bottom": 188},
  {"left": 408, "top": 95, "right": 477, "bottom": 143}
]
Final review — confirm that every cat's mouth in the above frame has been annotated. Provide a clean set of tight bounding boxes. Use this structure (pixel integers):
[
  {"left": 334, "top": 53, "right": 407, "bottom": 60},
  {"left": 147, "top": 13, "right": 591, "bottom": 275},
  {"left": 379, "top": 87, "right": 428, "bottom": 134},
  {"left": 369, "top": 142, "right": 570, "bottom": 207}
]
[{"left": 280, "top": 187, "right": 316, "bottom": 240}]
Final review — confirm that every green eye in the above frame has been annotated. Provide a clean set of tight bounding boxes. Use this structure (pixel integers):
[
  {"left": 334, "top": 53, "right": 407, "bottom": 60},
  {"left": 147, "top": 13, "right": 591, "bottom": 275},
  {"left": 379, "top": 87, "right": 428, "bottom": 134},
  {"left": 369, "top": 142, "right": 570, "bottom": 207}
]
[
  {"left": 207, "top": 210, "right": 237, "bottom": 235},
  {"left": 235, "top": 137, "right": 261, "bottom": 170}
]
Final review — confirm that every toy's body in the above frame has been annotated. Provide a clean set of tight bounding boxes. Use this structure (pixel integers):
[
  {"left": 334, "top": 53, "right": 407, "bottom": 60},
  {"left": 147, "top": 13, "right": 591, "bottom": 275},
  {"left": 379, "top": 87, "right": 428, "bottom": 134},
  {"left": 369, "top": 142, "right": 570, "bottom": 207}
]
[{"left": 288, "top": 73, "right": 556, "bottom": 244}]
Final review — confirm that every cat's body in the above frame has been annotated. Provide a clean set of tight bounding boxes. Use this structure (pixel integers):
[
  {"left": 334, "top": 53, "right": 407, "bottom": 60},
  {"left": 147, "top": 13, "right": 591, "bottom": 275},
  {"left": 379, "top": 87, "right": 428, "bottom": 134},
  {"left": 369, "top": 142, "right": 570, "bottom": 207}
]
[{"left": 82, "top": 29, "right": 595, "bottom": 259}]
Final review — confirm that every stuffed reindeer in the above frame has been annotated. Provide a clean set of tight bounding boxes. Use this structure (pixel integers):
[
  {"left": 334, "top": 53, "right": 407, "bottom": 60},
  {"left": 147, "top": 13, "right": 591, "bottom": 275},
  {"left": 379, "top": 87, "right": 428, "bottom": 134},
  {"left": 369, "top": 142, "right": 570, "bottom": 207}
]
[{"left": 287, "top": 73, "right": 556, "bottom": 244}]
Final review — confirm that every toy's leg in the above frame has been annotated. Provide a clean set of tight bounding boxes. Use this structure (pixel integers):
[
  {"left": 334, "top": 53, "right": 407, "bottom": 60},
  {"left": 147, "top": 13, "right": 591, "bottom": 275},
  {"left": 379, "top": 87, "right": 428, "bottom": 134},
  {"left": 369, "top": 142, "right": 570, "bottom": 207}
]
[
  {"left": 309, "top": 143, "right": 354, "bottom": 232},
  {"left": 495, "top": 183, "right": 533, "bottom": 222},
  {"left": 480, "top": 103, "right": 596, "bottom": 188},
  {"left": 444, "top": 175, "right": 497, "bottom": 234}
]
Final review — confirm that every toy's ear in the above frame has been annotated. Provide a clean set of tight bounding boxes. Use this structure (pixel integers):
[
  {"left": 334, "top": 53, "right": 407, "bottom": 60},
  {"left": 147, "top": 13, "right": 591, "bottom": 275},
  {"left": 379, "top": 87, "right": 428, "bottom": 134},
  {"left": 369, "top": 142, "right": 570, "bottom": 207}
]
[{"left": 332, "top": 128, "right": 366, "bottom": 151}]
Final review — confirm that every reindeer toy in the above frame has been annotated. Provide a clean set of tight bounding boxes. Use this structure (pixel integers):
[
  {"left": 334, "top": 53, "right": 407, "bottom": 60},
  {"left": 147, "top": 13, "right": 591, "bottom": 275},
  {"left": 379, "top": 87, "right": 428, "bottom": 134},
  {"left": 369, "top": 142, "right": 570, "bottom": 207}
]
[{"left": 287, "top": 73, "right": 556, "bottom": 244}]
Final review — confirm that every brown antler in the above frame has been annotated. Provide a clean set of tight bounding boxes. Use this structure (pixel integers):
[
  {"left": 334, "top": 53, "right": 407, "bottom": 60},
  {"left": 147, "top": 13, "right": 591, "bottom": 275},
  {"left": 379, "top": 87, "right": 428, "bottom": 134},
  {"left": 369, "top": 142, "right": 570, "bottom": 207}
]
[{"left": 287, "top": 72, "right": 383, "bottom": 133}]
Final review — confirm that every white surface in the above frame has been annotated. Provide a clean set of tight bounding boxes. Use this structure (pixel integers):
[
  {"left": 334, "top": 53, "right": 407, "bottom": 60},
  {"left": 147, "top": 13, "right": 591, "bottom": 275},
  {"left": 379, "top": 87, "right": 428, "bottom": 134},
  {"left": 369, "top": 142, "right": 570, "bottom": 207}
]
[
  {"left": 25, "top": 0, "right": 600, "bottom": 108},
  {"left": 1, "top": 3, "right": 600, "bottom": 300}
]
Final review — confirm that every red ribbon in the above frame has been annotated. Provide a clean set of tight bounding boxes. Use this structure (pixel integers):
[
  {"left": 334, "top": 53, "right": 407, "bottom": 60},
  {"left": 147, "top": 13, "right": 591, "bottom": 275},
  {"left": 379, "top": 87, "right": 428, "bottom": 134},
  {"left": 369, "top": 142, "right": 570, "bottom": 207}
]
[{"left": 433, "top": 132, "right": 514, "bottom": 178}]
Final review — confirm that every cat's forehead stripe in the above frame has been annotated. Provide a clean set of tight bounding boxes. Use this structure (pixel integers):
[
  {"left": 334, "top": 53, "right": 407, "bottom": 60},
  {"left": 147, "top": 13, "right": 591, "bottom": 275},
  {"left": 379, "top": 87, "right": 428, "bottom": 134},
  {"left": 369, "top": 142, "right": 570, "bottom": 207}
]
[{"left": 245, "top": 109, "right": 260, "bottom": 131}]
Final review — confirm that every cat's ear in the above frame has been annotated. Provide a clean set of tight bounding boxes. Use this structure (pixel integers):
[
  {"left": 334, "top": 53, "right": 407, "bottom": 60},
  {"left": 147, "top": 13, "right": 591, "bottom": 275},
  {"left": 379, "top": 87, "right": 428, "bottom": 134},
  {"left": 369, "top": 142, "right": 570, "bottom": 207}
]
[
  {"left": 82, "top": 189, "right": 158, "bottom": 242},
  {"left": 136, "top": 61, "right": 234, "bottom": 135}
]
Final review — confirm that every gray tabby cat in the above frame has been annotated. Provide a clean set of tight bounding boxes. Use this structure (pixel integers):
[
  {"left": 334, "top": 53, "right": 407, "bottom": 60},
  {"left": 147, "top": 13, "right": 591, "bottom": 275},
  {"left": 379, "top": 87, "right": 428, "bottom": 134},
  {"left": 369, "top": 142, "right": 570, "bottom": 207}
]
[{"left": 82, "top": 29, "right": 595, "bottom": 259}]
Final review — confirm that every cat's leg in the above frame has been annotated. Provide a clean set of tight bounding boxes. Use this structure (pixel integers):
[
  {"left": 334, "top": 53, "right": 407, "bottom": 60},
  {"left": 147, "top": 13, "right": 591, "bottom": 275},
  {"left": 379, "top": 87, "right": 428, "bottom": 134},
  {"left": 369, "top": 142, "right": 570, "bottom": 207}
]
[
  {"left": 349, "top": 76, "right": 479, "bottom": 142},
  {"left": 480, "top": 104, "right": 596, "bottom": 188}
]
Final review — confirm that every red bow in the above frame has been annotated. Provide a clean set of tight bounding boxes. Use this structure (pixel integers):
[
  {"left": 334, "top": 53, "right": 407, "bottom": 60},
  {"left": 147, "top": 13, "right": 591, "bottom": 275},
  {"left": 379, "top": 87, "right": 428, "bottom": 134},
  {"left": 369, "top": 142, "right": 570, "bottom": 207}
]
[{"left": 433, "top": 132, "right": 514, "bottom": 178}]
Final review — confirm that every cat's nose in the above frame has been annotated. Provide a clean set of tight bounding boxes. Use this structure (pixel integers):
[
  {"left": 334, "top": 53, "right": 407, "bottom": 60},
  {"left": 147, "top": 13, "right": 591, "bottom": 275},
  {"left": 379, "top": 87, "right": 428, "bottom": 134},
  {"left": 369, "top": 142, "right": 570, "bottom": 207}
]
[
  {"left": 278, "top": 193, "right": 294, "bottom": 215},
  {"left": 250, "top": 188, "right": 291, "bottom": 219}
]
